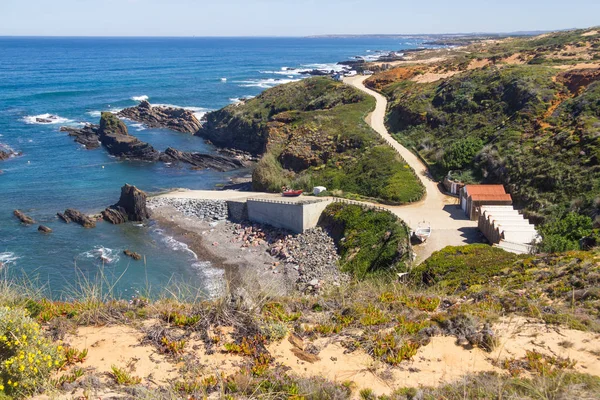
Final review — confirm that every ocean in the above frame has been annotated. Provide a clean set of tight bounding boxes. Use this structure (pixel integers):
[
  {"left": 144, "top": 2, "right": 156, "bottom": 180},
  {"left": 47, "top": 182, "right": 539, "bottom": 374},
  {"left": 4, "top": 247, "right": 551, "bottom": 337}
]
[{"left": 0, "top": 36, "right": 429, "bottom": 298}]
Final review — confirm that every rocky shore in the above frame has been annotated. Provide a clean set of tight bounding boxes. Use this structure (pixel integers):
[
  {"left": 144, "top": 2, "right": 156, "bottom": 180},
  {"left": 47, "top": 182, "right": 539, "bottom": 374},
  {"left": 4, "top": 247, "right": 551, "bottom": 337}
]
[
  {"left": 62, "top": 113, "right": 246, "bottom": 172},
  {"left": 118, "top": 101, "right": 202, "bottom": 133},
  {"left": 149, "top": 196, "right": 347, "bottom": 294}
]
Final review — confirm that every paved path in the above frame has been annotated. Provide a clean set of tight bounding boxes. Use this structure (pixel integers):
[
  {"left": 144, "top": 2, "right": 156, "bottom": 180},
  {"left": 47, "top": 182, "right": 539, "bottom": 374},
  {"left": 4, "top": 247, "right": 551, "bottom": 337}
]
[{"left": 344, "top": 75, "right": 479, "bottom": 262}]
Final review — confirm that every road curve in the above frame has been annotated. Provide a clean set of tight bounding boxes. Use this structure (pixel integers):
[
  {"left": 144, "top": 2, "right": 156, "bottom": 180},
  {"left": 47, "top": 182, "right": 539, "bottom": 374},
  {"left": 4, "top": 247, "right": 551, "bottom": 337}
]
[{"left": 344, "top": 75, "right": 478, "bottom": 262}]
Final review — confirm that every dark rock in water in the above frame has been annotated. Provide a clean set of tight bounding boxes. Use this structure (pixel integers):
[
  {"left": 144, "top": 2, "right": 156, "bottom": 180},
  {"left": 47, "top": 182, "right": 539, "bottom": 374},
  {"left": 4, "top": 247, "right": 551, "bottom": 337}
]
[
  {"left": 38, "top": 225, "right": 52, "bottom": 233},
  {"left": 123, "top": 249, "right": 142, "bottom": 261},
  {"left": 60, "top": 125, "right": 101, "bottom": 149},
  {"left": 102, "top": 184, "right": 150, "bottom": 224},
  {"left": 59, "top": 209, "right": 96, "bottom": 228},
  {"left": 159, "top": 147, "right": 245, "bottom": 171},
  {"left": 62, "top": 114, "right": 245, "bottom": 171},
  {"left": 98, "top": 113, "right": 161, "bottom": 161},
  {"left": 118, "top": 101, "right": 202, "bottom": 133},
  {"left": 56, "top": 212, "right": 71, "bottom": 223},
  {"left": 101, "top": 207, "right": 127, "bottom": 224},
  {"left": 0, "top": 145, "right": 21, "bottom": 161},
  {"left": 299, "top": 69, "right": 334, "bottom": 76},
  {"left": 14, "top": 210, "right": 35, "bottom": 225}
]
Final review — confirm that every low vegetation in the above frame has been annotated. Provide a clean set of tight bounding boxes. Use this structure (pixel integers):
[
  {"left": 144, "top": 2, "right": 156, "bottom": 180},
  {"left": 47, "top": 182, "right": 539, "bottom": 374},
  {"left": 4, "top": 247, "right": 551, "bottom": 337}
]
[
  {"left": 366, "top": 27, "right": 600, "bottom": 247},
  {"left": 200, "top": 77, "right": 424, "bottom": 204},
  {"left": 318, "top": 202, "right": 411, "bottom": 278},
  {"left": 0, "top": 237, "right": 598, "bottom": 398}
]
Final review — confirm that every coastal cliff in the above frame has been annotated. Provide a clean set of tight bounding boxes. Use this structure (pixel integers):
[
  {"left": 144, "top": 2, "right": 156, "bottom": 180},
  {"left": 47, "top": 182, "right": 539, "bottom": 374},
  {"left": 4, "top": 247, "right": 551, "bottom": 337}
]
[{"left": 197, "top": 77, "right": 424, "bottom": 203}]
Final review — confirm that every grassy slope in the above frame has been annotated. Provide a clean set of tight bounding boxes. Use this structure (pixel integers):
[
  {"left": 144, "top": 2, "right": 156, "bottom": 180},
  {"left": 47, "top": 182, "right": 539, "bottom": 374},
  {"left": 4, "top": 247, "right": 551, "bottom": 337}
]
[
  {"left": 204, "top": 77, "right": 424, "bottom": 204},
  {"left": 318, "top": 203, "right": 411, "bottom": 279},
  {"left": 375, "top": 29, "right": 600, "bottom": 226}
]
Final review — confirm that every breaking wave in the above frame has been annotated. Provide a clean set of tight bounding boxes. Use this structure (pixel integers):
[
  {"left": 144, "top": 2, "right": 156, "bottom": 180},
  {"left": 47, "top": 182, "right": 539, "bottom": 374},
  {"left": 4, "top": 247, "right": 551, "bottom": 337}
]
[
  {"left": 22, "top": 113, "right": 73, "bottom": 125},
  {"left": 236, "top": 78, "right": 301, "bottom": 88},
  {"left": 131, "top": 95, "right": 149, "bottom": 102},
  {"left": 0, "top": 252, "right": 20, "bottom": 268},
  {"left": 78, "top": 246, "right": 120, "bottom": 265}
]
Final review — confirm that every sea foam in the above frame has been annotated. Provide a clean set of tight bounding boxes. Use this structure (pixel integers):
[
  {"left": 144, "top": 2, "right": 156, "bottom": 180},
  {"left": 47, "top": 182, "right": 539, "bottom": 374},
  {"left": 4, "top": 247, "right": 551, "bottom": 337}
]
[
  {"left": 237, "top": 78, "right": 301, "bottom": 88},
  {"left": 0, "top": 252, "right": 20, "bottom": 267},
  {"left": 78, "top": 246, "right": 120, "bottom": 265},
  {"left": 131, "top": 95, "right": 149, "bottom": 102},
  {"left": 23, "top": 113, "right": 73, "bottom": 125}
]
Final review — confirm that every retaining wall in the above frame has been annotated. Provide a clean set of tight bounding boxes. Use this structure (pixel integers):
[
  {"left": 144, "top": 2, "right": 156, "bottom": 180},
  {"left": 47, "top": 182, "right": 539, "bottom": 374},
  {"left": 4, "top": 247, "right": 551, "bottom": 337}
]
[{"left": 246, "top": 198, "right": 332, "bottom": 233}]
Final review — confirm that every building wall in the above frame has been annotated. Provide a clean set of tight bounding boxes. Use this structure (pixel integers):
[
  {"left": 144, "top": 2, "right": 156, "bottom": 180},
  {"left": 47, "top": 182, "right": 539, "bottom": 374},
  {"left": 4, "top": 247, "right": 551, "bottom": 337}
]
[
  {"left": 246, "top": 199, "right": 331, "bottom": 233},
  {"left": 226, "top": 200, "right": 248, "bottom": 222},
  {"left": 469, "top": 200, "right": 513, "bottom": 220}
]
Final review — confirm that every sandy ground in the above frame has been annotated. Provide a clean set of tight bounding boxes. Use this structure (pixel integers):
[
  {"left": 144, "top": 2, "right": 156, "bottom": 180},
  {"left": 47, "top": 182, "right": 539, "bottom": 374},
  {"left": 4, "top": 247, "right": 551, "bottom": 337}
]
[
  {"left": 39, "top": 316, "right": 600, "bottom": 398},
  {"left": 343, "top": 75, "right": 480, "bottom": 263},
  {"left": 411, "top": 71, "right": 460, "bottom": 83}
]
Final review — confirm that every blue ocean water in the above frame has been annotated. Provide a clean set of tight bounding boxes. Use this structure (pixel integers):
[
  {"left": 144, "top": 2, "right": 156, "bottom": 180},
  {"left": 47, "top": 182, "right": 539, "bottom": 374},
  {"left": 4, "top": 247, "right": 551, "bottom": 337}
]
[{"left": 0, "top": 37, "right": 428, "bottom": 298}]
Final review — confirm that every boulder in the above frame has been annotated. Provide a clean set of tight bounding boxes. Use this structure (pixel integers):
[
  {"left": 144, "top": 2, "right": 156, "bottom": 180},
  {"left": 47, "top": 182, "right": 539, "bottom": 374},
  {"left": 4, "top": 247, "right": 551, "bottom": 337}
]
[
  {"left": 59, "top": 209, "right": 96, "bottom": 228},
  {"left": 123, "top": 249, "right": 142, "bottom": 260},
  {"left": 38, "top": 225, "right": 52, "bottom": 233},
  {"left": 14, "top": 210, "right": 35, "bottom": 225},
  {"left": 118, "top": 101, "right": 202, "bottom": 133},
  {"left": 102, "top": 184, "right": 150, "bottom": 224}
]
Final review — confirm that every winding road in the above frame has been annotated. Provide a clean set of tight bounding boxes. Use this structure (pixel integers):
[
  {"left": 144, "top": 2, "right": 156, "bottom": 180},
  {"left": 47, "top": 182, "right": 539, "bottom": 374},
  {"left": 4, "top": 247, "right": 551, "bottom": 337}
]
[{"left": 344, "top": 76, "right": 478, "bottom": 262}]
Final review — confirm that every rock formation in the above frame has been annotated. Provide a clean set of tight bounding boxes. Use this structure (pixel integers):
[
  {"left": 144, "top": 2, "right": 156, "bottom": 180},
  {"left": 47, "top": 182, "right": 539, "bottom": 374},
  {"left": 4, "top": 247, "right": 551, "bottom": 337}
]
[
  {"left": 14, "top": 210, "right": 35, "bottom": 225},
  {"left": 98, "top": 113, "right": 161, "bottom": 161},
  {"left": 123, "top": 249, "right": 142, "bottom": 260},
  {"left": 102, "top": 184, "right": 150, "bottom": 224},
  {"left": 63, "top": 114, "right": 246, "bottom": 171},
  {"left": 118, "top": 101, "right": 202, "bottom": 133},
  {"left": 57, "top": 209, "right": 96, "bottom": 228},
  {"left": 60, "top": 125, "right": 101, "bottom": 149},
  {"left": 0, "top": 146, "right": 21, "bottom": 161},
  {"left": 38, "top": 225, "right": 52, "bottom": 233},
  {"left": 159, "top": 147, "right": 245, "bottom": 171}
]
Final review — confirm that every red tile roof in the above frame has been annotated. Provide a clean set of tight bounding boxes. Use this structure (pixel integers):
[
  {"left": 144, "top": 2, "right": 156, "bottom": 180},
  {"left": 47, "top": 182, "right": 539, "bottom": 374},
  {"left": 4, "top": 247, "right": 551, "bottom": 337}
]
[
  {"left": 469, "top": 193, "right": 513, "bottom": 202},
  {"left": 464, "top": 184, "right": 507, "bottom": 195}
]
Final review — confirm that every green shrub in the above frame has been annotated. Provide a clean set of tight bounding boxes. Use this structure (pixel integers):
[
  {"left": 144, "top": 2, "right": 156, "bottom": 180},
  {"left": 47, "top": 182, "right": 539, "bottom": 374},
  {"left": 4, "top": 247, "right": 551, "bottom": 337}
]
[
  {"left": 538, "top": 212, "right": 593, "bottom": 252},
  {"left": 319, "top": 203, "right": 411, "bottom": 279},
  {"left": 441, "top": 137, "right": 483, "bottom": 170},
  {"left": 0, "top": 307, "right": 65, "bottom": 398}
]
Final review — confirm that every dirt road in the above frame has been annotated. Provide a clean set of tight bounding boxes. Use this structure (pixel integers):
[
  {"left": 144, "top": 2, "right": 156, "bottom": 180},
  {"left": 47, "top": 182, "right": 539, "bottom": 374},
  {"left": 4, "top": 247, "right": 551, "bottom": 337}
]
[{"left": 344, "top": 75, "right": 479, "bottom": 262}]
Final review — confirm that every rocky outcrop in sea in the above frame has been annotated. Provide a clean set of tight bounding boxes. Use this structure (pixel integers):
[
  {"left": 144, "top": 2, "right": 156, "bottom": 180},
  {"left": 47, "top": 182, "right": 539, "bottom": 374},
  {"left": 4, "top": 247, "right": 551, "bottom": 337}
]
[
  {"left": 102, "top": 184, "right": 151, "bottom": 224},
  {"left": 57, "top": 209, "right": 97, "bottom": 228},
  {"left": 62, "top": 113, "right": 247, "bottom": 171},
  {"left": 118, "top": 101, "right": 202, "bottom": 133}
]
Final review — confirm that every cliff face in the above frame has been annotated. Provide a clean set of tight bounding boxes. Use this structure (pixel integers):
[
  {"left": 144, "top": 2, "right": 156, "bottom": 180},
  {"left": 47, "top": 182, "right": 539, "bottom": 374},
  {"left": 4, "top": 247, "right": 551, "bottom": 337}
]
[{"left": 199, "top": 108, "right": 269, "bottom": 155}]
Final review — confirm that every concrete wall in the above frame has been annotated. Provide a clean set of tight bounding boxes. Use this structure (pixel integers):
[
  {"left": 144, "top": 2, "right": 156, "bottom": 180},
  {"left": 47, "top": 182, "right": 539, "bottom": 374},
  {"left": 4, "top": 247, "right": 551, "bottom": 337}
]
[
  {"left": 246, "top": 198, "right": 331, "bottom": 233},
  {"left": 226, "top": 200, "right": 248, "bottom": 222}
]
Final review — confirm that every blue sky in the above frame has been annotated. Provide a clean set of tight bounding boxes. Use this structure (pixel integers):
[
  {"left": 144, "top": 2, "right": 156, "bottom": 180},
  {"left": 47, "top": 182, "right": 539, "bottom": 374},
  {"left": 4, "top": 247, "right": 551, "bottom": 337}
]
[{"left": 1, "top": 0, "right": 598, "bottom": 36}]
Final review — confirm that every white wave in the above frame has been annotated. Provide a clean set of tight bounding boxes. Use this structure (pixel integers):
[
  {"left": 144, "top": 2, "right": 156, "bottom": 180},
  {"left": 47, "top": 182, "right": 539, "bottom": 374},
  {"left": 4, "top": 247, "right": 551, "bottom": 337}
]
[
  {"left": 192, "top": 261, "right": 225, "bottom": 297},
  {"left": 131, "top": 95, "right": 149, "bottom": 102},
  {"left": 301, "top": 63, "right": 348, "bottom": 73},
  {"left": 237, "top": 78, "right": 301, "bottom": 88},
  {"left": 220, "top": 78, "right": 227, "bottom": 82},
  {"left": 0, "top": 252, "right": 19, "bottom": 267},
  {"left": 153, "top": 104, "right": 209, "bottom": 120},
  {"left": 131, "top": 123, "right": 146, "bottom": 131},
  {"left": 78, "top": 246, "right": 120, "bottom": 265},
  {"left": 155, "top": 229, "right": 198, "bottom": 260},
  {"left": 23, "top": 113, "right": 73, "bottom": 125},
  {"left": 86, "top": 107, "right": 123, "bottom": 118}
]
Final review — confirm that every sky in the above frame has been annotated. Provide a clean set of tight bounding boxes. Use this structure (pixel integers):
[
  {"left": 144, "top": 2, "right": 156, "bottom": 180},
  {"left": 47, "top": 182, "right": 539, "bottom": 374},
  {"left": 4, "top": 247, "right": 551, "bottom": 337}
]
[{"left": 0, "top": 0, "right": 599, "bottom": 37}]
